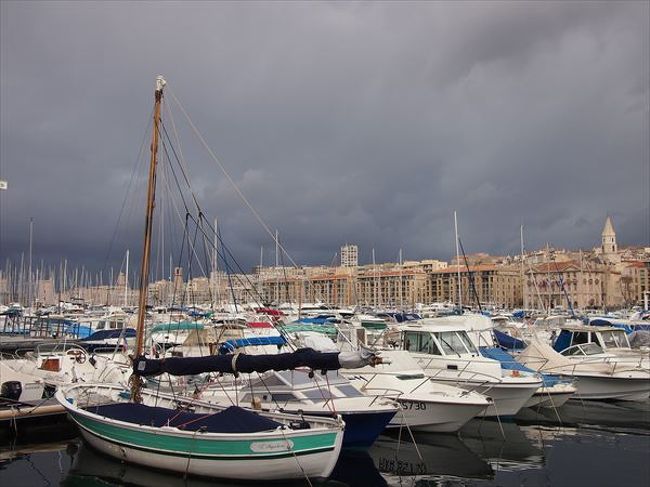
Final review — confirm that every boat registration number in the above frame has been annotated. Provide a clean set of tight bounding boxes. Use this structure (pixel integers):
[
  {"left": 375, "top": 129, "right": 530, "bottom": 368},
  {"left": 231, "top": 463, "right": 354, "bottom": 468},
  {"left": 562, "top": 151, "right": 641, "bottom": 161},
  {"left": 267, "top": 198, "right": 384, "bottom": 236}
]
[{"left": 399, "top": 401, "right": 426, "bottom": 410}]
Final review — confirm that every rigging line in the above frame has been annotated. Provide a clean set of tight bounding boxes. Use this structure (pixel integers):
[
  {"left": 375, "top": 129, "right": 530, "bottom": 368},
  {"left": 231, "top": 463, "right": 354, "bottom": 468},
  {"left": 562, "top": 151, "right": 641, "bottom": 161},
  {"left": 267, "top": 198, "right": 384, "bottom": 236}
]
[
  {"left": 279, "top": 235, "right": 293, "bottom": 308},
  {"left": 163, "top": 92, "right": 195, "bottom": 210},
  {"left": 185, "top": 213, "right": 266, "bottom": 305},
  {"left": 161, "top": 121, "right": 201, "bottom": 212},
  {"left": 160, "top": 118, "right": 263, "bottom": 303},
  {"left": 179, "top": 212, "right": 259, "bottom": 307},
  {"left": 198, "top": 214, "right": 215, "bottom": 309},
  {"left": 160, "top": 151, "right": 190, "bottom": 282},
  {"left": 458, "top": 237, "right": 483, "bottom": 314},
  {"left": 157, "top": 145, "right": 264, "bottom": 308},
  {"left": 253, "top": 371, "right": 282, "bottom": 411},
  {"left": 160, "top": 133, "right": 191, "bottom": 214},
  {"left": 185, "top": 216, "right": 202, "bottom": 321},
  {"left": 160, "top": 147, "right": 209, "bottom": 280},
  {"left": 101, "top": 107, "right": 154, "bottom": 274},
  {"left": 188, "top": 213, "right": 250, "bottom": 296},
  {"left": 219, "top": 224, "right": 240, "bottom": 312},
  {"left": 153, "top": 137, "right": 169, "bottom": 284},
  {"left": 166, "top": 87, "right": 300, "bottom": 269},
  {"left": 170, "top": 214, "right": 189, "bottom": 308}
]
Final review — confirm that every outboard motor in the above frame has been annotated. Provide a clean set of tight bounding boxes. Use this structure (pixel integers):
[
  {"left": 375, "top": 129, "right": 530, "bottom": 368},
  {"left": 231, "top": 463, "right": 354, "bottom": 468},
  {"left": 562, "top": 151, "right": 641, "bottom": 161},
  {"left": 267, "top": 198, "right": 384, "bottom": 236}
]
[{"left": 1, "top": 381, "right": 22, "bottom": 402}]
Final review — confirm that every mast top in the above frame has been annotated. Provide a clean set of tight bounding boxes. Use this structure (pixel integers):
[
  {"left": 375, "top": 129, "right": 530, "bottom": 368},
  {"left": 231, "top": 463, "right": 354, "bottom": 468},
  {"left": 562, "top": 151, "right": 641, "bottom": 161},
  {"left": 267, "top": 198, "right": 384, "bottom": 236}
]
[{"left": 156, "top": 75, "right": 167, "bottom": 93}]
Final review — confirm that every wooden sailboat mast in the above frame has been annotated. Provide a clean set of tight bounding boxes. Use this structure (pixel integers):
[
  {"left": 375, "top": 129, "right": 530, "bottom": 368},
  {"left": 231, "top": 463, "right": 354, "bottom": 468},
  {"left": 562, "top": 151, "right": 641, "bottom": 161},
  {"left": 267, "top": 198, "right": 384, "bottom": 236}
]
[{"left": 134, "top": 75, "right": 166, "bottom": 365}]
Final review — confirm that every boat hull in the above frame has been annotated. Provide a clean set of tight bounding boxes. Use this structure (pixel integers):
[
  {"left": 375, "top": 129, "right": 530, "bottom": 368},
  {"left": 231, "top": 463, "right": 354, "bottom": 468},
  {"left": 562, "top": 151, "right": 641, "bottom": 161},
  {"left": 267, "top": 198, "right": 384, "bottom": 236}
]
[
  {"left": 70, "top": 409, "right": 341, "bottom": 480},
  {"left": 289, "top": 409, "right": 395, "bottom": 447},
  {"left": 57, "top": 385, "right": 344, "bottom": 481},
  {"left": 524, "top": 383, "right": 576, "bottom": 409},
  {"left": 430, "top": 379, "right": 538, "bottom": 417},
  {"left": 387, "top": 398, "right": 487, "bottom": 433},
  {"left": 568, "top": 374, "right": 650, "bottom": 401}
]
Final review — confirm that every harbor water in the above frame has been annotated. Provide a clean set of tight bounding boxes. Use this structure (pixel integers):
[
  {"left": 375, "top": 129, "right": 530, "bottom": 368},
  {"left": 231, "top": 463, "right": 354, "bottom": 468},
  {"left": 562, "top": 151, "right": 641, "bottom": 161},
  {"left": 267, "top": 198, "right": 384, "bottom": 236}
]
[{"left": 2, "top": 400, "right": 648, "bottom": 487}]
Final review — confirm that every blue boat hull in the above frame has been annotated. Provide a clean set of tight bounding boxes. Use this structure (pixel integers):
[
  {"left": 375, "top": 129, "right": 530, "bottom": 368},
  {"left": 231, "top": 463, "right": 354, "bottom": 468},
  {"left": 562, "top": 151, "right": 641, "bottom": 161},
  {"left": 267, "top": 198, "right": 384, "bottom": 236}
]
[{"left": 310, "top": 410, "right": 396, "bottom": 448}]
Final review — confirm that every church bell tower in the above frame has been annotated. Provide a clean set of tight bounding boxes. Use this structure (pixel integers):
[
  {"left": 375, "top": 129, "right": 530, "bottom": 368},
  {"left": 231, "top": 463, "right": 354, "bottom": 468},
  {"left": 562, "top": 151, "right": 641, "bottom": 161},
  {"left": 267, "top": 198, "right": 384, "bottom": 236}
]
[{"left": 601, "top": 216, "right": 617, "bottom": 257}]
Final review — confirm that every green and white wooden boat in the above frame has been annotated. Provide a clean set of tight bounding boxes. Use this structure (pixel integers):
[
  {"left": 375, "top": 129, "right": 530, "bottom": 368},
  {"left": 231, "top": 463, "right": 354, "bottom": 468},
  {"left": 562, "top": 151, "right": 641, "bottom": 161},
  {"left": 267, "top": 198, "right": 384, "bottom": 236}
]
[{"left": 56, "top": 383, "right": 344, "bottom": 480}]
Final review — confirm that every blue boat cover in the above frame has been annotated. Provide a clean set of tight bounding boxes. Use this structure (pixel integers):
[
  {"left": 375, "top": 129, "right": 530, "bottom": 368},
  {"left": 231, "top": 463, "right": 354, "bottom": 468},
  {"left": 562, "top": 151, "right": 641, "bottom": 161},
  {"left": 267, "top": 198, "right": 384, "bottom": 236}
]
[
  {"left": 86, "top": 403, "right": 281, "bottom": 433},
  {"left": 80, "top": 328, "right": 137, "bottom": 341},
  {"left": 297, "top": 315, "right": 336, "bottom": 325},
  {"left": 480, "top": 347, "right": 562, "bottom": 387},
  {"left": 219, "top": 335, "right": 286, "bottom": 354},
  {"left": 589, "top": 318, "right": 650, "bottom": 334},
  {"left": 552, "top": 330, "right": 572, "bottom": 352},
  {"left": 493, "top": 329, "right": 526, "bottom": 350}
]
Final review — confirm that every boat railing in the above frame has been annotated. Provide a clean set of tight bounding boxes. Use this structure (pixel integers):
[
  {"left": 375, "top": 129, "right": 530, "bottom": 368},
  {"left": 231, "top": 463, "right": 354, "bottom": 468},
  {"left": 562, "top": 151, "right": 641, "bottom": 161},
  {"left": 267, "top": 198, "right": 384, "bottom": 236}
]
[
  {"left": 424, "top": 364, "right": 498, "bottom": 394},
  {"left": 361, "top": 387, "right": 405, "bottom": 407}
]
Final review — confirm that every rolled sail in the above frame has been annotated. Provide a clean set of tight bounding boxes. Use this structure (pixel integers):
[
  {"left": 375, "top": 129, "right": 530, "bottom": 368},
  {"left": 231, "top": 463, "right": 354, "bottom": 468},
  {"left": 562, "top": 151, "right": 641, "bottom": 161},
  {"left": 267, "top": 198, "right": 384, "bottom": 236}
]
[{"left": 133, "top": 347, "right": 380, "bottom": 377}]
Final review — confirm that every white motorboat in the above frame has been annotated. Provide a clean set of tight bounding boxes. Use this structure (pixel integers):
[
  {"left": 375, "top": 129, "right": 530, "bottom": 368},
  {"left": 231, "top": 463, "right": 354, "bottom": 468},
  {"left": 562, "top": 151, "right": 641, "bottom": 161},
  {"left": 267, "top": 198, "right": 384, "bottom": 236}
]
[
  {"left": 553, "top": 324, "right": 649, "bottom": 370},
  {"left": 195, "top": 368, "right": 398, "bottom": 448},
  {"left": 517, "top": 338, "right": 650, "bottom": 401},
  {"left": 398, "top": 318, "right": 542, "bottom": 416},
  {"left": 343, "top": 350, "right": 491, "bottom": 432}
]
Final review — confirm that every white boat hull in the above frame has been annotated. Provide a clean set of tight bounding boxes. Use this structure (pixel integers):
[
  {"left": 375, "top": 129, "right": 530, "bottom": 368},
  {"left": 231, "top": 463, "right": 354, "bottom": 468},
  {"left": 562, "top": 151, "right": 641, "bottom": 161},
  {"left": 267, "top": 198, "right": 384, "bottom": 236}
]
[
  {"left": 57, "top": 384, "right": 344, "bottom": 481},
  {"left": 387, "top": 397, "right": 488, "bottom": 432},
  {"left": 568, "top": 374, "right": 650, "bottom": 401},
  {"left": 78, "top": 424, "right": 340, "bottom": 480},
  {"left": 524, "top": 383, "right": 576, "bottom": 409},
  {"left": 433, "top": 380, "right": 539, "bottom": 417}
]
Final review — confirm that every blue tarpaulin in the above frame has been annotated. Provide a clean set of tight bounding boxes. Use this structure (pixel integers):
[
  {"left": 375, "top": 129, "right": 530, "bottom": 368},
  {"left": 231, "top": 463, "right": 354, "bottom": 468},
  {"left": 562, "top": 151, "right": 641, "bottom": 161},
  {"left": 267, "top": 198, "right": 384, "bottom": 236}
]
[
  {"left": 480, "top": 346, "right": 563, "bottom": 387},
  {"left": 219, "top": 335, "right": 286, "bottom": 354},
  {"left": 493, "top": 329, "right": 526, "bottom": 350}
]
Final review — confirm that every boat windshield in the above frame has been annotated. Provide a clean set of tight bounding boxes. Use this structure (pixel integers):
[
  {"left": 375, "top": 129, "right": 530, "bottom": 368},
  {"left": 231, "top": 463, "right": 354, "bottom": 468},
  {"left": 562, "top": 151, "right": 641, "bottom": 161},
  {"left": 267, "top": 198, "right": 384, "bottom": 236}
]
[
  {"left": 581, "top": 343, "right": 604, "bottom": 355},
  {"left": 562, "top": 343, "right": 604, "bottom": 356},
  {"left": 598, "top": 330, "right": 629, "bottom": 349},
  {"left": 434, "top": 331, "right": 476, "bottom": 355}
]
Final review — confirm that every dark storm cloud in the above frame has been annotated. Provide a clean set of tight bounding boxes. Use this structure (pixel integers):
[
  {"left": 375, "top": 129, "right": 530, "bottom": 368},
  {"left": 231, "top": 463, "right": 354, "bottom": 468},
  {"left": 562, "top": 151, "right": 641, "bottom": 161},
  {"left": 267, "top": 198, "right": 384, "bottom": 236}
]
[{"left": 0, "top": 1, "right": 648, "bottom": 275}]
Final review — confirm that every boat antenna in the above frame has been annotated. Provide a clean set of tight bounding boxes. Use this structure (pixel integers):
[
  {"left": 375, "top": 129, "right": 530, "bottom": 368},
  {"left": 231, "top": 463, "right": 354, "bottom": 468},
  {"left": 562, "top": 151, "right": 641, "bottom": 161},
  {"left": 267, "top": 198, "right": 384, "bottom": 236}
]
[{"left": 130, "top": 75, "right": 166, "bottom": 402}]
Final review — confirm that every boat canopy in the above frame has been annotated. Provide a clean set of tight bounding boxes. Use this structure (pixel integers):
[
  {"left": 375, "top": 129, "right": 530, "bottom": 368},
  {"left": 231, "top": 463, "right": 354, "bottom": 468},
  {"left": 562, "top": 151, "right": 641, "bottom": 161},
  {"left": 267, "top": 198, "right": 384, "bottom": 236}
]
[
  {"left": 150, "top": 321, "right": 204, "bottom": 333},
  {"left": 493, "top": 329, "right": 526, "bottom": 350},
  {"left": 219, "top": 335, "right": 286, "bottom": 353},
  {"left": 80, "top": 328, "right": 137, "bottom": 341},
  {"left": 280, "top": 323, "right": 338, "bottom": 337}
]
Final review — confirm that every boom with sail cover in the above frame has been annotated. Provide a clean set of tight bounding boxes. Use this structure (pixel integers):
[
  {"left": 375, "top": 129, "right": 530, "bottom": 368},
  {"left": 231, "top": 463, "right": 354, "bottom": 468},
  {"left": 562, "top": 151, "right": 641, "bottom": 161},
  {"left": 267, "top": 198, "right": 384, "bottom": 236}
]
[{"left": 133, "top": 347, "right": 381, "bottom": 377}]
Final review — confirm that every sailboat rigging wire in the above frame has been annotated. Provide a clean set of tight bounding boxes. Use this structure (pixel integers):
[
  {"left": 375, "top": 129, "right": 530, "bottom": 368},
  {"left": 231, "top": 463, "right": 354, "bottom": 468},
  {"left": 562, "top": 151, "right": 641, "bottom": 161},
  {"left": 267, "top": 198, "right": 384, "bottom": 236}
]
[
  {"left": 169, "top": 213, "right": 189, "bottom": 308},
  {"left": 198, "top": 214, "right": 215, "bottom": 310},
  {"left": 160, "top": 119, "right": 257, "bottom": 311},
  {"left": 160, "top": 122, "right": 201, "bottom": 212},
  {"left": 158, "top": 119, "right": 266, "bottom": 307},
  {"left": 101, "top": 108, "right": 154, "bottom": 275},
  {"left": 166, "top": 87, "right": 300, "bottom": 269},
  {"left": 458, "top": 237, "right": 483, "bottom": 314}
]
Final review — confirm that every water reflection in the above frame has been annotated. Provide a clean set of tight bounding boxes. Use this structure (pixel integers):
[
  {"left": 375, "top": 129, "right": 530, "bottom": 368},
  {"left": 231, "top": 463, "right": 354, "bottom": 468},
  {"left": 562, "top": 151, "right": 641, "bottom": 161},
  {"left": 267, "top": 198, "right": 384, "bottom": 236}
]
[
  {"left": 1, "top": 401, "right": 648, "bottom": 487},
  {"left": 516, "top": 399, "right": 650, "bottom": 432},
  {"left": 62, "top": 442, "right": 384, "bottom": 487},
  {"left": 370, "top": 432, "right": 493, "bottom": 480},
  {"left": 459, "top": 419, "right": 544, "bottom": 471}
]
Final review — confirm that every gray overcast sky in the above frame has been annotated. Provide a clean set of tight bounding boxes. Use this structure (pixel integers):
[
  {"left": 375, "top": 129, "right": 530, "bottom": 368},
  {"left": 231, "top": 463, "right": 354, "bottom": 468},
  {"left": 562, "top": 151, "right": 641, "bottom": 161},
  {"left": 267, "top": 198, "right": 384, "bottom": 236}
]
[{"left": 1, "top": 1, "right": 648, "bottom": 276}]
